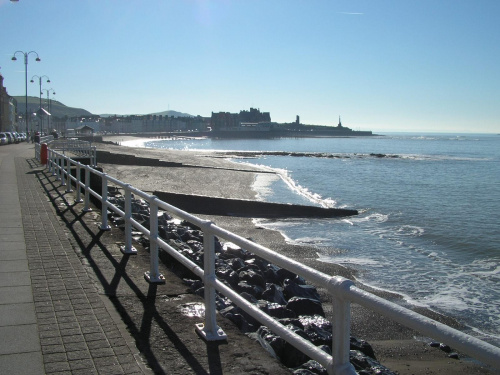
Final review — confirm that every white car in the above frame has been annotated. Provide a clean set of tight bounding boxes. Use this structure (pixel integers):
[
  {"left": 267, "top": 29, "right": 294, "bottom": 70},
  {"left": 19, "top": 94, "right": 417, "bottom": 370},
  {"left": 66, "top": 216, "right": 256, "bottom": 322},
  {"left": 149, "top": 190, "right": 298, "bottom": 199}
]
[{"left": 0, "top": 133, "right": 8, "bottom": 145}]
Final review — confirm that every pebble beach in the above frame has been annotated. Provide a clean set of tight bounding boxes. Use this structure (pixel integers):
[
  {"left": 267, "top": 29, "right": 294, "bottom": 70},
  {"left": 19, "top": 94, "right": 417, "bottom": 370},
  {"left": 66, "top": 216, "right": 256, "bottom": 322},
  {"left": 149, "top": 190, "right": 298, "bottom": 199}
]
[{"left": 96, "top": 135, "right": 496, "bottom": 375}]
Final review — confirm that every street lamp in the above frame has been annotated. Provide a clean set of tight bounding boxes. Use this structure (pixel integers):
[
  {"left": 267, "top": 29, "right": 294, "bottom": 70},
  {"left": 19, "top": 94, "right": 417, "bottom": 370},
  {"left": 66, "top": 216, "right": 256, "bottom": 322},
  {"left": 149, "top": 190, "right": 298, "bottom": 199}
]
[
  {"left": 11, "top": 50, "right": 41, "bottom": 140},
  {"left": 30, "top": 75, "right": 50, "bottom": 134},
  {"left": 42, "top": 88, "right": 55, "bottom": 133}
]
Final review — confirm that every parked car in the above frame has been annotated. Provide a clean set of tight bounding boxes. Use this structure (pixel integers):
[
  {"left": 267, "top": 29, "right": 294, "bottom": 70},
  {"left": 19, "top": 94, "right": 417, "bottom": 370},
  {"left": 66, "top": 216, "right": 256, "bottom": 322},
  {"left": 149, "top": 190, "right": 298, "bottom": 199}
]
[
  {"left": 5, "top": 132, "right": 14, "bottom": 144},
  {"left": 0, "top": 133, "right": 8, "bottom": 145}
]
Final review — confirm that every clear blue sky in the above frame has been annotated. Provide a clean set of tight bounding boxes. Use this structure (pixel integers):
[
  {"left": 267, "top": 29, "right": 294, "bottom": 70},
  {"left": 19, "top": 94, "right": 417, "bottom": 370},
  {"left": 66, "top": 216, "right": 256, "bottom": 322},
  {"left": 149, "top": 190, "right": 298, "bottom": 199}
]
[{"left": 1, "top": 0, "right": 499, "bottom": 133}]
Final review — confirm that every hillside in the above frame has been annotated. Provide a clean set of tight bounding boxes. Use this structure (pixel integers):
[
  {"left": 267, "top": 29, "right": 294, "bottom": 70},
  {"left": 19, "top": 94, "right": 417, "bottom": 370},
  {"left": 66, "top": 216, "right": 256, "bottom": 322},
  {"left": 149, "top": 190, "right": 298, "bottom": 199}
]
[
  {"left": 13, "top": 96, "right": 93, "bottom": 118},
  {"left": 99, "top": 110, "right": 193, "bottom": 118},
  {"left": 12, "top": 96, "right": 195, "bottom": 119}
]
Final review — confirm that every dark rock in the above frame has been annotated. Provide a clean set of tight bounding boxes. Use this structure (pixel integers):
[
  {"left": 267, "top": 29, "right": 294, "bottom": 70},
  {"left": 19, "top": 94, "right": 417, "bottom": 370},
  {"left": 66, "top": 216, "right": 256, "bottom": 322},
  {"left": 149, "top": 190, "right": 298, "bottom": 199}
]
[
  {"left": 238, "top": 264, "right": 262, "bottom": 273},
  {"left": 239, "top": 269, "right": 266, "bottom": 289},
  {"left": 237, "top": 281, "right": 264, "bottom": 299},
  {"left": 278, "top": 318, "right": 304, "bottom": 330},
  {"left": 261, "top": 284, "right": 287, "bottom": 305},
  {"left": 429, "top": 341, "right": 440, "bottom": 348},
  {"left": 227, "top": 257, "right": 246, "bottom": 271},
  {"left": 158, "top": 226, "right": 182, "bottom": 241},
  {"left": 220, "top": 306, "right": 258, "bottom": 333},
  {"left": 439, "top": 343, "right": 452, "bottom": 353},
  {"left": 264, "top": 265, "right": 281, "bottom": 284},
  {"left": 350, "top": 336, "right": 376, "bottom": 359},
  {"left": 180, "top": 220, "right": 201, "bottom": 231},
  {"left": 298, "top": 315, "right": 331, "bottom": 332},
  {"left": 286, "top": 297, "right": 325, "bottom": 317},
  {"left": 349, "top": 350, "right": 397, "bottom": 375},
  {"left": 194, "top": 286, "right": 204, "bottom": 298},
  {"left": 304, "top": 323, "right": 332, "bottom": 346},
  {"left": 280, "top": 325, "right": 312, "bottom": 368},
  {"left": 293, "top": 360, "right": 327, "bottom": 375},
  {"left": 184, "top": 279, "right": 203, "bottom": 293},
  {"left": 240, "top": 292, "right": 259, "bottom": 304},
  {"left": 266, "top": 303, "right": 296, "bottom": 319},
  {"left": 448, "top": 352, "right": 460, "bottom": 359},
  {"left": 250, "top": 326, "right": 285, "bottom": 360},
  {"left": 222, "top": 242, "right": 248, "bottom": 259},
  {"left": 181, "top": 229, "right": 203, "bottom": 242},
  {"left": 216, "top": 267, "right": 239, "bottom": 286},
  {"left": 276, "top": 268, "right": 297, "bottom": 284},
  {"left": 245, "top": 256, "right": 269, "bottom": 272},
  {"left": 294, "top": 275, "right": 307, "bottom": 285},
  {"left": 186, "top": 240, "right": 204, "bottom": 253},
  {"left": 284, "top": 279, "right": 321, "bottom": 302}
]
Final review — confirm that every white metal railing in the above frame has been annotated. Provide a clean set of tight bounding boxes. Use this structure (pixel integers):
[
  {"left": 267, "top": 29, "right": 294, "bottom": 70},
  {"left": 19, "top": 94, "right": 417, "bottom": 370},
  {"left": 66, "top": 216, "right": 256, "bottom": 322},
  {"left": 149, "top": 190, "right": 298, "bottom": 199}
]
[
  {"left": 36, "top": 138, "right": 97, "bottom": 167},
  {"left": 44, "top": 148, "right": 500, "bottom": 374}
]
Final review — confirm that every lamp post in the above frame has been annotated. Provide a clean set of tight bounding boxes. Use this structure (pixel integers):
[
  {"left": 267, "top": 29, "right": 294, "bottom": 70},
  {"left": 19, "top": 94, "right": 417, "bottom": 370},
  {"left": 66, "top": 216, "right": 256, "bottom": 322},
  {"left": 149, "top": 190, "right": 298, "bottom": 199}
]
[
  {"left": 11, "top": 51, "right": 41, "bottom": 140},
  {"left": 42, "top": 88, "right": 55, "bottom": 134},
  {"left": 31, "top": 75, "right": 50, "bottom": 135}
]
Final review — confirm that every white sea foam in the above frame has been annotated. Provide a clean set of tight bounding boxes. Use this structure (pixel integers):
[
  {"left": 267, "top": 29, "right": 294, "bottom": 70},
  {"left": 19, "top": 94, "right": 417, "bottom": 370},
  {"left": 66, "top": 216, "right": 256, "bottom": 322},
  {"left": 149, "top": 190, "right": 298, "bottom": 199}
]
[
  {"left": 121, "top": 138, "right": 157, "bottom": 148},
  {"left": 247, "top": 162, "right": 337, "bottom": 208}
]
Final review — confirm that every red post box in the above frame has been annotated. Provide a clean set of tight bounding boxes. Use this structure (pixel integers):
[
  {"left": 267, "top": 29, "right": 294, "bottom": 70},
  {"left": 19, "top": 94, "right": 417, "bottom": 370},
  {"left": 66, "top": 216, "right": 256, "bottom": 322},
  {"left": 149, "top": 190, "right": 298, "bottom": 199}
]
[{"left": 40, "top": 143, "right": 48, "bottom": 165}]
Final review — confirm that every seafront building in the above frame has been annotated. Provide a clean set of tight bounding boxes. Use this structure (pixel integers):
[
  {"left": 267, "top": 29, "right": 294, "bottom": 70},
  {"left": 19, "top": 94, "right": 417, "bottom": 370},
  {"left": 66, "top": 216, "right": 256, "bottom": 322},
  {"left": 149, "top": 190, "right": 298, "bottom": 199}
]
[{"left": 0, "top": 73, "right": 19, "bottom": 132}]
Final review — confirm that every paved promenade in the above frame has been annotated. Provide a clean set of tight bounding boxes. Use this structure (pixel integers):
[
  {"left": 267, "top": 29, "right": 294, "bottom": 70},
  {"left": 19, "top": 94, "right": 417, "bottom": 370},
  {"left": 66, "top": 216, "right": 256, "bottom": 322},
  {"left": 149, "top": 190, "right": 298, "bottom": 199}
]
[
  {"left": 0, "top": 143, "right": 149, "bottom": 374},
  {"left": 0, "top": 142, "right": 291, "bottom": 375}
]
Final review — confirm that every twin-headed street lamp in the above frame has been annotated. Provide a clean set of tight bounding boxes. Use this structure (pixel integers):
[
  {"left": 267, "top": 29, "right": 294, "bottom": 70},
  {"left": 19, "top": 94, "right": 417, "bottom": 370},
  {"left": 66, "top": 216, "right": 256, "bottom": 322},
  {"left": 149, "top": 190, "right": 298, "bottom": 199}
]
[
  {"left": 42, "top": 88, "right": 56, "bottom": 133},
  {"left": 11, "top": 50, "right": 41, "bottom": 138},
  {"left": 31, "top": 75, "right": 50, "bottom": 134}
]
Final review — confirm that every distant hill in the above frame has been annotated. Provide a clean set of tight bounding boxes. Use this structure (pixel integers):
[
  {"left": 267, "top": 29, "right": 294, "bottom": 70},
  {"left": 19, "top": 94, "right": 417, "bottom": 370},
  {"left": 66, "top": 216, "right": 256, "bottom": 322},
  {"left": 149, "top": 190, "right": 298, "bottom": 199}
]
[
  {"left": 13, "top": 96, "right": 194, "bottom": 119},
  {"left": 13, "top": 96, "right": 93, "bottom": 118},
  {"left": 99, "top": 110, "right": 193, "bottom": 118}
]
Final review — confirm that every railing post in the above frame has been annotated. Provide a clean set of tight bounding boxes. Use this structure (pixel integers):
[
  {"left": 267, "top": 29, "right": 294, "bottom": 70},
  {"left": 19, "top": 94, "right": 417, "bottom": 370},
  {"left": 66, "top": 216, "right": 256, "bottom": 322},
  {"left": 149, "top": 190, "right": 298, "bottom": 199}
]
[
  {"left": 100, "top": 174, "right": 111, "bottom": 231},
  {"left": 144, "top": 196, "right": 165, "bottom": 283},
  {"left": 75, "top": 162, "right": 83, "bottom": 203},
  {"left": 196, "top": 222, "right": 227, "bottom": 341},
  {"left": 65, "top": 156, "right": 73, "bottom": 193},
  {"left": 120, "top": 185, "right": 137, "bottom": 255},
  {"left": 56, "top": 154, "right": 61, "bottom": 180},
  {"left": 328, "top": 277, "right": 357, "bottom": 375},
  {"left": 47, "top": 149, "right": 52, "bottom": 174},
  {"left": 83, "top": 166, "right": 92, "bottom": 212},
  {"left": 60, "top": 156, "right": 66, "bottom": 187}
]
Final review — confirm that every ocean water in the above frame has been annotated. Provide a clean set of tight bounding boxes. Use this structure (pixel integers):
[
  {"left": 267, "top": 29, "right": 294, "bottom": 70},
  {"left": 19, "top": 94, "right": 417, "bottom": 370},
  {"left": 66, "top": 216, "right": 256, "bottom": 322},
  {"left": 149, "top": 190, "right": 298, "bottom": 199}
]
[{"left": 130, "top": 134, "right": 500, "bottom": 345}]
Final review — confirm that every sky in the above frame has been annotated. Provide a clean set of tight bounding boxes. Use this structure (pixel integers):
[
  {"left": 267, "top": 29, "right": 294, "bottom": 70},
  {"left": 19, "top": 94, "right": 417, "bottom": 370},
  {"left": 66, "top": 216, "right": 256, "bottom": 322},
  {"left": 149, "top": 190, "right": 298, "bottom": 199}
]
[{"left": 1, "top": 0, "right": 499, "bottom": 134}]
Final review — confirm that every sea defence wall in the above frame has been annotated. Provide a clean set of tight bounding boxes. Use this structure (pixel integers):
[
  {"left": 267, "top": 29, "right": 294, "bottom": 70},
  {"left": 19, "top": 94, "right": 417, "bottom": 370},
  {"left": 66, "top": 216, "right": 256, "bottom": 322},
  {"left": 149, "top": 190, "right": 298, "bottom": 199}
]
[{"left": 153, "top": 191, "right": 357, "bottom": 218}]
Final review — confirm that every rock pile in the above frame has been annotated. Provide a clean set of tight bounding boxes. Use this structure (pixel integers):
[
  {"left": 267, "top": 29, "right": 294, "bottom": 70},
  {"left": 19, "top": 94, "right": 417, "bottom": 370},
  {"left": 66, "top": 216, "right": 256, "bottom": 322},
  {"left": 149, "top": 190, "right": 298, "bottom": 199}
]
[{"left": 106, "top": 188, "right": 396, "bottom": 374}]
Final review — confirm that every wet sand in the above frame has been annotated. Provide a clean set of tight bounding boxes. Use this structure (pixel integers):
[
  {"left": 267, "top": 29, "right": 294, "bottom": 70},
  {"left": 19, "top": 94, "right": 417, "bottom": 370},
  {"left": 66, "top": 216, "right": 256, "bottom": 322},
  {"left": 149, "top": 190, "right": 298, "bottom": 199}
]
[{"left": 95, "top": 135, "right": 495, "bottom": 375}]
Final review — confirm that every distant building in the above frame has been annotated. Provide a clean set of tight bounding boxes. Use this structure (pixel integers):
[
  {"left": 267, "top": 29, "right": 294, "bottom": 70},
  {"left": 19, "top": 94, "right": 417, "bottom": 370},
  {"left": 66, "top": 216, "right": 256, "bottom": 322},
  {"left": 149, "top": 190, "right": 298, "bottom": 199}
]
[
  {"left": 74, "top": 125, "right": 94, "bottom": 135},
  {"left": 337, "top": 116, "right": 343, "bottom": 128},
  {"left": 210, "top": 108, "right": 271, "bottom": 130},
  {"left": 210, "top": 112, "right": 240, "bottom": 130},
  {"left": 239, "top": 108, "right": 271, "bottom": 123},
  {"left": 0, "top": 73, "right": 17, "bottom": 132}
]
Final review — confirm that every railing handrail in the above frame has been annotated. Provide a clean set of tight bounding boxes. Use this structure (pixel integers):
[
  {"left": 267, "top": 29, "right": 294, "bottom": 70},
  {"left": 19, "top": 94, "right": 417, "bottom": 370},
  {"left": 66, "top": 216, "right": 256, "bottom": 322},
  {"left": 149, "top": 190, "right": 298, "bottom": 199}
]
[
  {"left": 38, "top": 139, "right": 97, "bottom": 167},
  {"left": 43, "top": 147, "right": 500, "bottom": 374}
]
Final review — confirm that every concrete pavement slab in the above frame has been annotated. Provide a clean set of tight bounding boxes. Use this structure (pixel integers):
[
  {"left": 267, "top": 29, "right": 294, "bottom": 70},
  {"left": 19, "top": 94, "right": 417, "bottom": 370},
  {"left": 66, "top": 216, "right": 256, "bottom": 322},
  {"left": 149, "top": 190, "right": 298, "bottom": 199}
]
[
  {"left": 0, "top": 259, "right": 29, "bottom": 273},
  {"left": 0, "top": 325, "right": 41, "bottom": 354},
  {"left": 0, "top": 271, "right": 31, "bottom": 287},
  {"left": 0, "top": 352, "right": 44, "bottom": 375},
  {"left": 0, "top": 286, "right": 34, "bottom": 304},
  {"left": 0, "top": 250, "right": 27, "bottom": 261},
  {"left": 0, "top": 303, "right": 37, "bottom": 326}
]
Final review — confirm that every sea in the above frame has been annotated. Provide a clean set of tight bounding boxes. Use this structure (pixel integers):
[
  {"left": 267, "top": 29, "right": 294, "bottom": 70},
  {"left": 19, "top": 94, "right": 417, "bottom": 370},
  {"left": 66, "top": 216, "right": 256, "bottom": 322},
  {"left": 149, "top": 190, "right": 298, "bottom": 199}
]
[{"left": 124, "top": 133, "right": 500, "bottom": 346}]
